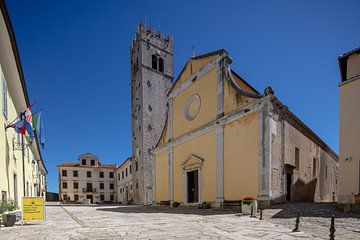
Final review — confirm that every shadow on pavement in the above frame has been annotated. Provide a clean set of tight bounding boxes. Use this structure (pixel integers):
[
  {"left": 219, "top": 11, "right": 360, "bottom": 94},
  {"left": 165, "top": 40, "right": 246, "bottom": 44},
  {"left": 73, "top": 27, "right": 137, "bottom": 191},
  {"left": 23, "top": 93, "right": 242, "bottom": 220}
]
[
  {"left": 270, "top": 202, "right": 360, "bottom": 219},
  {"left": 96, "top": 205, "right": 238, "bottom": 216}
]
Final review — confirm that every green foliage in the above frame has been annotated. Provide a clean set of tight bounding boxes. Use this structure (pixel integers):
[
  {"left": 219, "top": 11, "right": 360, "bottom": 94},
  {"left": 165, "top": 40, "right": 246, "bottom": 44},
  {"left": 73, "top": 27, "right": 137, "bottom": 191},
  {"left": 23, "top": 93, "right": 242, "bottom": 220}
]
[
  {"left": 198, "top": 202, "right": 211, "bottom": 209},
  {"left": 241, "top": 200, "right": 253, "bottom": 205},
  {"left": 0, "top": 199, "right": 18, "bottom": 214}
]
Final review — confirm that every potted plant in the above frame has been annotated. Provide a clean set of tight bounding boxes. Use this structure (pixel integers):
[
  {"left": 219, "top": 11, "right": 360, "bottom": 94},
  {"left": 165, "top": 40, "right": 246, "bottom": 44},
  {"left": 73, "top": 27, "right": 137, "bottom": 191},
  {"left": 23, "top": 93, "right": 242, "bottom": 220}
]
[
  {"left": 1, "top": 199, "right": 18, "bottom": 227},
  {"left": 241, "top": 197, "right": 257, "bottom": 215},
  {"left": 198, "top": 202, "right": 211, "bottom": 209}
]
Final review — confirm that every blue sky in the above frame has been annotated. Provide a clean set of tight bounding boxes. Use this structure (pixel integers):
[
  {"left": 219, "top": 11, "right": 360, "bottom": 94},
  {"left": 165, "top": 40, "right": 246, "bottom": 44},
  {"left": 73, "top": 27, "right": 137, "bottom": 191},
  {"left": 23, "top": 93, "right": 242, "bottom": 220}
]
[{"left": 5, "top": 0, "right": 360, "bottom": 193}]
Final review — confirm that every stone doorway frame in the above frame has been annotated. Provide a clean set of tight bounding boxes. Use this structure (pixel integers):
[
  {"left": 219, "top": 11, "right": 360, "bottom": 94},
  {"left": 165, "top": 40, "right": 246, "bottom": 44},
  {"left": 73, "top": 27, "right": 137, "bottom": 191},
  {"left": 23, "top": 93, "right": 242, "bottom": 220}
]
[{"left": 181, "top": 154, "right": 203, "bottom": 206}]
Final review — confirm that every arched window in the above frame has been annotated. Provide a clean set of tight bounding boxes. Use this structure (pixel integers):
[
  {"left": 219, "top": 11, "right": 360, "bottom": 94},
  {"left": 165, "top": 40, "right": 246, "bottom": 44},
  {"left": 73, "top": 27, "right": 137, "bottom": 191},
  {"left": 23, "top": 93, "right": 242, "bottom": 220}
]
[
  {"left": 158, "top": 58, "right": 164, "bottom": 73},
  {"left": 152, "top": 55, "right": 157, "bottom": 70}
]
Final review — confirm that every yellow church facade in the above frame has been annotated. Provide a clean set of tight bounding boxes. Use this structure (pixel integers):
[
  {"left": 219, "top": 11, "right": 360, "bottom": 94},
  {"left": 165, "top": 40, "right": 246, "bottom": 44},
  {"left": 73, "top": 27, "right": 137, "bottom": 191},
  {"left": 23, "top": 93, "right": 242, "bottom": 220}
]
[{"left": 153, "top": 50, "right": 338, "bottom": 207}]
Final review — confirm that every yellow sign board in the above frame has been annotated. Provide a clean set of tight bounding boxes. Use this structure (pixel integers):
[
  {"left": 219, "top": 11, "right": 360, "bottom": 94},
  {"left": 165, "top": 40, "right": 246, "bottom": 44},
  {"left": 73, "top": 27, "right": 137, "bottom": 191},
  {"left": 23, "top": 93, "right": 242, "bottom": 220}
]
[{"left": 22, "top": 197, "right": 45, "bottom": 222}]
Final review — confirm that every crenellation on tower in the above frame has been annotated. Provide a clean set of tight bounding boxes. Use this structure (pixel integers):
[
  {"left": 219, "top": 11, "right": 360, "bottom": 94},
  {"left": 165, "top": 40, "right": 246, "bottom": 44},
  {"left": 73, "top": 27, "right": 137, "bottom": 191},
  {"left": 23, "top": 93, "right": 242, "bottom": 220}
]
[{"left": 130, "top": 22, "right": 173, "bottom": 204}]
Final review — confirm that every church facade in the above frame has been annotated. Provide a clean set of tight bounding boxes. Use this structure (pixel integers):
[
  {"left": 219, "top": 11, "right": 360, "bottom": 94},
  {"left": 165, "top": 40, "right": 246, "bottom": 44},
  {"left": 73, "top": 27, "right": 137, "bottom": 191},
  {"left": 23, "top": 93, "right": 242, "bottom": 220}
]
[
  {"left": 152, "top": 49, "right": 338, "bottom": 207},
  {"left": 129, "top": 23, "right": 338, "bottom": 207}
]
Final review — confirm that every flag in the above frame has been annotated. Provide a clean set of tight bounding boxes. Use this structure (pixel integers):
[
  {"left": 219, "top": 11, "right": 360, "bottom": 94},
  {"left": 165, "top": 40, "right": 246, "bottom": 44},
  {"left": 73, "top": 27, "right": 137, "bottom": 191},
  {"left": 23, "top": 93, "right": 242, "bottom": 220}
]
[
  {"left": 12, "top": 119, "right": 26, "bottom": 135},
  {"left": 32, "top": 111, "right": 45, "bottom": 148},
  {"left": 24, "top": 120, "right": 34, "bottom": 141},
  {"left": 40, "top": 118, "right": 45, "bottom": 148},
  {"left": 22, "top": 106, "right": 32, "bottom": 125},
  {"left": 10, "top": 109, "right": 34, "bottom": 141},
  {"left": 32, "top": 111, "right": 41, "bottom": 135}
]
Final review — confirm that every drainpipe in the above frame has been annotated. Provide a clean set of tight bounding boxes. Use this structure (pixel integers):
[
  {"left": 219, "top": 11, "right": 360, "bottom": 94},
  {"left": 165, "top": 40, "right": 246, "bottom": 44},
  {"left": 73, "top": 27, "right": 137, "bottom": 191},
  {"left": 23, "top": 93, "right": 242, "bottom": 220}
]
[{"left": 22, "top": 134, "right": 26, "bottom": 197}]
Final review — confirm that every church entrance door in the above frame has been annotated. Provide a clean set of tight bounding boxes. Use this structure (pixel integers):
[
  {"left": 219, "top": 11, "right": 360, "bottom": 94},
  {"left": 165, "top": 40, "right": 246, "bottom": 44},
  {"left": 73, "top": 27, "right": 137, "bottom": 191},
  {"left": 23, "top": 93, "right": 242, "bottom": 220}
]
[{"left": 187, "top": 170, "right": 199, "bottom": 203}]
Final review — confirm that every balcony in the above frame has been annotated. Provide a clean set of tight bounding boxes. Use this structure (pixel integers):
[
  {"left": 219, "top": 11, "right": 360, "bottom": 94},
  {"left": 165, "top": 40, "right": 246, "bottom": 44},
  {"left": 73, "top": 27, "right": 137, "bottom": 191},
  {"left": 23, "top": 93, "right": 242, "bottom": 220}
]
[{"left": 82, "top": 188, "right": 96, "bottom": 193}]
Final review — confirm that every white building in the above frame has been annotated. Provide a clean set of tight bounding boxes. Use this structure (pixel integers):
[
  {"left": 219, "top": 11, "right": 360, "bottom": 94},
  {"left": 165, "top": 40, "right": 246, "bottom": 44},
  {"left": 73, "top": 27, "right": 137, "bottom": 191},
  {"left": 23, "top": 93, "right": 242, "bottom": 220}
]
[
  {"left": 57, "top": 153, "right": 116, "bottom": 204},
  {"left": 115, "top": 157, "right": 134, "bottom": 204}
]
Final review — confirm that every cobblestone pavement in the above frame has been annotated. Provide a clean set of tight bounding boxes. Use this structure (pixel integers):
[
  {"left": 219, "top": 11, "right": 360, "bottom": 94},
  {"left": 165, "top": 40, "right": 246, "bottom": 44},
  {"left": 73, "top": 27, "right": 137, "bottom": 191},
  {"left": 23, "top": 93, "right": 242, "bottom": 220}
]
[
  {"left": 0, "top": 205, "right": 325, "bottom": 240},
  {"left": 262, "top": 203, "right": 360, "bottom": 240}
]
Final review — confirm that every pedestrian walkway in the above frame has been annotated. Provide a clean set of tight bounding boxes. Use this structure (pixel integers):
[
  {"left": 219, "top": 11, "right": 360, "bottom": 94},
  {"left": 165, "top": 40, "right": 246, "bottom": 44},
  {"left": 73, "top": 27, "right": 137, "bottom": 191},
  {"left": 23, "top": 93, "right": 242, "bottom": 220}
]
[{"left": 0, "top": 205, "right": 324, "bottom": 239}]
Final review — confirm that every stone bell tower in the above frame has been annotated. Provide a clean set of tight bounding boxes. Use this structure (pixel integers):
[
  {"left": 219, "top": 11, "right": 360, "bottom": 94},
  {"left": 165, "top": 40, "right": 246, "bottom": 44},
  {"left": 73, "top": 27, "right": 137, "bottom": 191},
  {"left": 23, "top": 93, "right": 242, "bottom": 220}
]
[{"left": 130, "top": 22, "right": 173, "bottom": 204}]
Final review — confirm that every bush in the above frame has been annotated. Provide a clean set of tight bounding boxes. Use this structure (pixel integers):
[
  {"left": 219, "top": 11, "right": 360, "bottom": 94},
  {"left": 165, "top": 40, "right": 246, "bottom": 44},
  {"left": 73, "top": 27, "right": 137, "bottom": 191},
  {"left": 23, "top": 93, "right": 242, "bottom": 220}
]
[
  {"left": 0, "top": 199, "right": 18, "bottom": 214},
  {"left": 198, "top": 202, "right": 211, "bottom": 209}
]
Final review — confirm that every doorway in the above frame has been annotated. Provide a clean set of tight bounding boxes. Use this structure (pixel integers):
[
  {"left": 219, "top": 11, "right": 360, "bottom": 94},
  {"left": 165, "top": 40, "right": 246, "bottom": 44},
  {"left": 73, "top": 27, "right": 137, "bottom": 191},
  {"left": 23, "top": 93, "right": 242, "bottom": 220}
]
[
  {"left": 86, "top": 195, "right": 93, "bottom": 203},
  {"left": 187, "top": 170, "right": 199, "bottom": 203},
  {"left": 286, "top": 173, "right": 292, "bottom": 201},
  {"left": 125, "top": 186, "right": 129, "bottom": 203}
]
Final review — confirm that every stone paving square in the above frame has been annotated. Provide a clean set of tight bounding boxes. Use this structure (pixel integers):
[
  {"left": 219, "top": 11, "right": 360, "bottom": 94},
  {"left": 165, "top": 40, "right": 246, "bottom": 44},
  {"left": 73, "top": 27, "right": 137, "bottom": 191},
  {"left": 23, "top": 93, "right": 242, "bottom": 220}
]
[{"left": 0, "top": 205, "right": 337, "bottom": 240}]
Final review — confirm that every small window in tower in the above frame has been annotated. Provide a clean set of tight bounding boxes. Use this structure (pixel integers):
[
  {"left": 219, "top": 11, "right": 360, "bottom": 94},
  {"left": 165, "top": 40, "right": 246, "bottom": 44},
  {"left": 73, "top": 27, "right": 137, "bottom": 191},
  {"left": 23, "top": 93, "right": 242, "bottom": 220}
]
[
  {"left": 139, "top": 125, "right": 141, "bottom": 131},
  {"left": 158, "top": 58, "right": 164, "bottom": 73},
  {"left": 147, "top": 124, "right": 152, "bottom": 131},
  {"left": 147, "top": 80, "right": 151, "bottom": 88},
  {"left": 152, "top": 55, "right": 157, "bottom": 70},
  {"left": 136, "top": 58, "right": 139, "bottom": 71},
  {"left": 148, "top": 105, "right": 152, "bottom": 112}
]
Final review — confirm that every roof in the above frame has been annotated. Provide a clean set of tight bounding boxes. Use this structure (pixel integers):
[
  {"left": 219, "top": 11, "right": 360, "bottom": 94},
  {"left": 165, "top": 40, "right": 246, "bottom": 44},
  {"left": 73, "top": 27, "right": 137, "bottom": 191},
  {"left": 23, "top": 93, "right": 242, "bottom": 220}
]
[
  {"left": 101, "top": 164, "right": 116, "bottom": 168},
  {"left": 0, "top": 0, "right": 47, "bottom": 173},
  {"left": 57, "top": 162, "right": 116, "bottom": 168},
  {"left": 115, "top": 157, "right": 132, "bottom": 171},
  {"left": 338, "top": 47, "right": 360, "bottom": 61},
  {"left": 167, "top": 49, "right": 228, "bottom": 96},
  {"left": 338, "top": 47, "right": 360, "bottom": 82},
  {"left": 57, "top": 162, "right": 79, "bottom": 167},
  {"left": 272, "top": 97, "right": 338, "bottom": 161}
]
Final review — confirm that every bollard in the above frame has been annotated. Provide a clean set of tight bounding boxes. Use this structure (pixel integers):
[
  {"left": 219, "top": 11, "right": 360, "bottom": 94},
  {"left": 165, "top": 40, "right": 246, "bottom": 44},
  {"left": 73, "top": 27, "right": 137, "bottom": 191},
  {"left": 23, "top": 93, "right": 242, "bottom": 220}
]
[
  {"left": 292, "top": 210, "right": 300, "bottom": 232},
  {"left": 329, "top": 215, "right": 335, "bottom": 240},
  {"left": 250, "top": 205, "right": 254, "bottom": 218},
  {"left": 259, "top": 208, "right": 263, "bottom": 220}
]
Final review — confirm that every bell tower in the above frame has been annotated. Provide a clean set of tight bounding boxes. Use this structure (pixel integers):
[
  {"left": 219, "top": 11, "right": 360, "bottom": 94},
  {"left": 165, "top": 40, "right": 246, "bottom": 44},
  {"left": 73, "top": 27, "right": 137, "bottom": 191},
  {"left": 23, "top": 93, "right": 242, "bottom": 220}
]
[{"left": 130, "top": 22, "right": 173, "bottom": 204}]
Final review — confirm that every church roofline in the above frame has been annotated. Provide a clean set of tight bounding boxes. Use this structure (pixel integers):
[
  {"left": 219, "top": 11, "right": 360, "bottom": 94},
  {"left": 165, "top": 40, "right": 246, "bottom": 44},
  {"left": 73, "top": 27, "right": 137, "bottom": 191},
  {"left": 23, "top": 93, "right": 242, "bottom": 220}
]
[
  {"left": 271, "top": 96, "right": 339, "bottom": 161},
  {"left": 167, "top": 49, "right": 229, "bottom": 96}
]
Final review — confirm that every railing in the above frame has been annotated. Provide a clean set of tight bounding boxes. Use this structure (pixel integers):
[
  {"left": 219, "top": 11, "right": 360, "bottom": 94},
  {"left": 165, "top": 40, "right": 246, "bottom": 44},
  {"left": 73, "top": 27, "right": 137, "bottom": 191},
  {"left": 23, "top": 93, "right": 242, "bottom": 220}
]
[{"left": 82, "top": 188, "right": 96, "bottom": 193}]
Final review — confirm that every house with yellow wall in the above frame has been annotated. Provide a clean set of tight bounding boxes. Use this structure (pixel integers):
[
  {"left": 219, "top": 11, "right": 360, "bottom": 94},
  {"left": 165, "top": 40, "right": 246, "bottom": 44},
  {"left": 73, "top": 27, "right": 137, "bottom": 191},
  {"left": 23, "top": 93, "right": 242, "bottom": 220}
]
[
  {"left": 152, "top": 49, "right": 338, "bottom": 208},
  {"left": 338, "top": 47, "right": 360, "bottom": 207},
  {"left": 0, "top": 0, "right": 47, "bottom": 207}
]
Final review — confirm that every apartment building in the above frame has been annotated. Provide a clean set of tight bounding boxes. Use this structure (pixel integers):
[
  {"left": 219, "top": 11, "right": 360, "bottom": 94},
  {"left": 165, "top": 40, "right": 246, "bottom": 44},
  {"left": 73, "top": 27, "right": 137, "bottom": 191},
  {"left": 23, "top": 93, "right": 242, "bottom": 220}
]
[
  {"left": 57, "top": 153, "right": 116, "bottom": 204},
  {"left": 115, "top": 157, "right": 134, "bottom": 203}
]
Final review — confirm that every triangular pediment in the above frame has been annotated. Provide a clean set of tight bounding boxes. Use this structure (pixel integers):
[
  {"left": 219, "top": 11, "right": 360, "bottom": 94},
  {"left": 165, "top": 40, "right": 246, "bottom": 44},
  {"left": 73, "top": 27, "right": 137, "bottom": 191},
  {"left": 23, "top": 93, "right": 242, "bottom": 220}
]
[
  {"left": 169, "top": 49, "right": 227, "bottom": 95},
  {"left": 181, "top": 154, "right": 204, "bottom": 171}
]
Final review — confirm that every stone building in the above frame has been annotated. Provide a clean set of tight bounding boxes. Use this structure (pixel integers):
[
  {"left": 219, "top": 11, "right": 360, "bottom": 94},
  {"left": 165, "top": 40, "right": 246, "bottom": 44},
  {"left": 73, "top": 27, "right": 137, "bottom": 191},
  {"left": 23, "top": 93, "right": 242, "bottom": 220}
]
[
  {"left": 57, "top": 153, "right": 116, "bottom": 203},
  {"left": 130, "top": 22, "right": 173, "bottom": 204},
  {"left": 115, "top": 157, "right": 134, "bottom": 204},
  {"left": 152, "top": 49, "right": 338, "bottom": 207},
  {"left": 0, "top": 0, "right": 47, "bottom": 206},
  {"left": 338, "top": 47, "right": 360, "bottom": 205}
]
